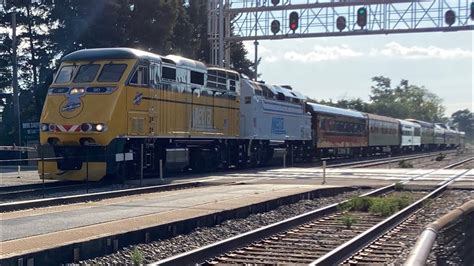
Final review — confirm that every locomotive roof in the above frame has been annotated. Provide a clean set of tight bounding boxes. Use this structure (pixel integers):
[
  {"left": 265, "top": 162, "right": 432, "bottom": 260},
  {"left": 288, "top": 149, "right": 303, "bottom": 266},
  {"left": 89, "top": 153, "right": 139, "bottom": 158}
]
[
  {"left": 307, "top": 103, "right": 366, "bottom": 119},
  {"left": 61, "top": 48, "right": 163, "bottom": 62},
  {"left": 165, "top": 55, "right": 207, "bottom": 71}
]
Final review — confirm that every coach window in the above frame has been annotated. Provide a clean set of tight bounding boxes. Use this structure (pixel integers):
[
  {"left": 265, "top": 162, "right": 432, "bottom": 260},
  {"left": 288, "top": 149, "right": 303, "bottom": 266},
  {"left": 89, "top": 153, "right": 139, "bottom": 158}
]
[
  {"left": 98, "top": 64, "right": 127, "bottom": 82},
  {"left": 162, "top": 66, "right": 176, "bottom": 81},
  {"left": 190, "top": 71, "right": 205, "bottom": 85},
  {"left": 130, "top": 66, "right": 149, "bottom": 86},
  {"left": 73, "top": 64, "right": 100, "bottom": 83},
  {"left": 55, "top": 65, "right": 76, "bottom": 83}
]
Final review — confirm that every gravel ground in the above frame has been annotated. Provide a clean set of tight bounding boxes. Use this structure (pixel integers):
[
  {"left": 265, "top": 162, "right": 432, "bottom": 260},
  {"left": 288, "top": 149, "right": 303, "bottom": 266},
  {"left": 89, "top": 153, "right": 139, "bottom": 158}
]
[
  {"left": 79, "top": 189, "right": 370, "bottom": 265},
  {"left": 390, "top": 190, "right": 474, "bottom": 264}
]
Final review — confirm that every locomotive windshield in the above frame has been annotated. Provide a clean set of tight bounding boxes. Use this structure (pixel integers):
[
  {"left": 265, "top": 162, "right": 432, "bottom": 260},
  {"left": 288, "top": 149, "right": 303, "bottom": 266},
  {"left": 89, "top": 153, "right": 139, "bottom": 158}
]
[
  {"left": 55, "top": 65, "right": 76, "bottom": 83},
  {"left": 97, "top": 64, "right": 127, "bottom": 82},
  {"left": 73, "top": 64, "right": 100, "bottom": 83}
]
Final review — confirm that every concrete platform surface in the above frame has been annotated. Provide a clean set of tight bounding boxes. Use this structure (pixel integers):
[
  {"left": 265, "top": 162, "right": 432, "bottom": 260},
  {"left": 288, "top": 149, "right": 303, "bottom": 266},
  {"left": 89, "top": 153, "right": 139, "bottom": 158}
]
[{"left": 0, "top": 183, "right": 337, "bottom": 259}]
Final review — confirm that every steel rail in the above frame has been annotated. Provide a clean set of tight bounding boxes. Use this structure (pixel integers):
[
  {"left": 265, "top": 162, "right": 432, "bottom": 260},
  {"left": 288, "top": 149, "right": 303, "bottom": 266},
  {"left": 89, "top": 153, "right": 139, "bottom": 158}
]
[
  {"left": 152, "top": 156, "right": 470, "bottom": 265},
  {"left": 310, "top": 168, "right": 470, "bottom": 265},
  {"left": 327, "top": 150, "right": 456, "bottom": 168},
  {"left": 152, "top": 185, "right": 394, "bottom": 266},
  {"left": 0, "top": 181, "right": 207, "bottom": 212}
]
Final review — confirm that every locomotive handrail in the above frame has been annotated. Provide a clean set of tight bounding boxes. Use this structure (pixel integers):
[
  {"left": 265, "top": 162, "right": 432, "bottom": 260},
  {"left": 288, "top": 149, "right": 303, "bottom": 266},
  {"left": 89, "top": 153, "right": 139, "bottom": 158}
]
[{"left": 0, "top": 145, "right": 37, "bottom": 152}]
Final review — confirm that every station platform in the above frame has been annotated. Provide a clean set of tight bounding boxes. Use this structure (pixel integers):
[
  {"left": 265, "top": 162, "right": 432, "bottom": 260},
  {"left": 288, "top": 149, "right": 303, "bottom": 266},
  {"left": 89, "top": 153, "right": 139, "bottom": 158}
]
[{"left": 0, "top": 167, "right": 472, "bottom": 264}]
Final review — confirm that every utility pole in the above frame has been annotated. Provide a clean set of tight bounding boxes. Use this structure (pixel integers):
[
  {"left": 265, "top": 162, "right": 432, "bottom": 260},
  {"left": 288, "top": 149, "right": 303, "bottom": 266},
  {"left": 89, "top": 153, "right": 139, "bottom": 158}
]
[{"left": 11, "top": 10, "right": 21, "bottom": 148}]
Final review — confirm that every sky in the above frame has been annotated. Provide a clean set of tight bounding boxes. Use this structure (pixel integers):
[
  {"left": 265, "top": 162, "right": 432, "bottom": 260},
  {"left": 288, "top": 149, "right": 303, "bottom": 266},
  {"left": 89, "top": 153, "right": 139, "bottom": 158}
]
[{"left": 243, "top": 30, "right": 473, "bottom": 116}]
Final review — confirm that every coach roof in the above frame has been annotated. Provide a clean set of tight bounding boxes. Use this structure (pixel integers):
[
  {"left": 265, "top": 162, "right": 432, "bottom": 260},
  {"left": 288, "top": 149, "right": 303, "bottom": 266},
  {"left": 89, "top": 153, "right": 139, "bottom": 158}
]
[
  {"left": 307, "top": 102, "right": 366, "bottom": 119},
  {"left": 61, "top": 48, "right": 163, "bottom": 62}
]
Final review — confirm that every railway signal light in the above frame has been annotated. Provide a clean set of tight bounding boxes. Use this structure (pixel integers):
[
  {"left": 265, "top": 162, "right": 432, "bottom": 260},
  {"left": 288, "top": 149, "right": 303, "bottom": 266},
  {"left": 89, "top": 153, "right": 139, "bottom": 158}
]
[
  {"left": 336, "top": 16, "right": 346, "bottom": 31},
  {"left": 357, "top": 7, "right": 367, "bottom": 28},
  {"left": 470, "top": 2, "right": 474, "bottom": 20},
  {"left": 289, "top": 11, "right": 299, "bottom": 32},
  {"left": 271, "top": 20, "right": 280, "bottom": 34},
  {"left": 445, "top": 10, "right": 456, "bottom": 26}
]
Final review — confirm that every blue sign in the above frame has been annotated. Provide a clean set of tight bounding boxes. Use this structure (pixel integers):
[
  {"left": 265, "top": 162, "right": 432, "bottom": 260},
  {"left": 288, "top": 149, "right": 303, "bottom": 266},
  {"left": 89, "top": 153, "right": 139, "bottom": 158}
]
[{"left": 271, "top": 117, "right": 286, "bottom": 135}]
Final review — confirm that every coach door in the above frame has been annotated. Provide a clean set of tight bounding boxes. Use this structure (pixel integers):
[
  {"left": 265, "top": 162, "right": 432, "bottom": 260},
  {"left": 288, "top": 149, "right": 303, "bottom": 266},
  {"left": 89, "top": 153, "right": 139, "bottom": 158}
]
[{"left": 149, "top": 62, "right": 161, "bottom": 135}]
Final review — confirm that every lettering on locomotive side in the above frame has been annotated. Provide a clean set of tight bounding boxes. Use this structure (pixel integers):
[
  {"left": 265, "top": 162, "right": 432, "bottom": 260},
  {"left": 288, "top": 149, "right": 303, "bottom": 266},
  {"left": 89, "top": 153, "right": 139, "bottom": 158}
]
[
  {"left": 271, "top": 117, "right": 286, "bottom": 135},
  {"left": 192, "top": 106, "right": 213, "bottom": 130}
]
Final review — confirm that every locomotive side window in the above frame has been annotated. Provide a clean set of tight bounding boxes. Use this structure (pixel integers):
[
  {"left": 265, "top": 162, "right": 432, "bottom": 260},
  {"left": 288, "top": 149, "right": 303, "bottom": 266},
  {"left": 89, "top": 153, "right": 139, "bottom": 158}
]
[
  {"left": 97, "top": 64, "right": 127, "bottom": 82},
  {"left": 190, "top": 71, "right": 205, "bottom": 85},
  {"left": 73, "top": 64, "right": 100, "bottom": 83},
  {"left": 129, "top": 66, "right": 149, "bottom": 86},
  {"left": 55, "top": 65, "right": 76, "bottom": 83},
  {"left": 162, "top": 66, "right": 176, "bottom": 81}
]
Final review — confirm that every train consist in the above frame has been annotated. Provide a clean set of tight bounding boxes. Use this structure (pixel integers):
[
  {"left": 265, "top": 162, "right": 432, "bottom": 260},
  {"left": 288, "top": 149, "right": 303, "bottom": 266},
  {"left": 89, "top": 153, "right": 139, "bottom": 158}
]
[{"left": 38, "top": 48, "right": 464, "bottom": 181}]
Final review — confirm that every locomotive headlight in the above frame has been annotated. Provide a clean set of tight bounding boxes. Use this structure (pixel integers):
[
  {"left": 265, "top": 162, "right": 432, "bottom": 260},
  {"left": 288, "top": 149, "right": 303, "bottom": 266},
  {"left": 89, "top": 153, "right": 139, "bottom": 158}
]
[
  {"left": 81, "top": 123, "right": 92, "bottom": 132},
  {"left": 95, "top": 123, "right": 105, "bottom": 132},
  {"left": 70, "top": 87, "right": 85, "bottom": 95},
  {"left": 41, "top": 123, "right": 49, "bottom": 132}
]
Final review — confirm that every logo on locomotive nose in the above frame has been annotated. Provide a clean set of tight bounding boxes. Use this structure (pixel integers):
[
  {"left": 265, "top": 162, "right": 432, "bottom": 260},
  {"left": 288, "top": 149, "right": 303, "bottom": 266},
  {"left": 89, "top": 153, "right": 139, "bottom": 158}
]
[{"left": 59, "top": 90, "right": 84, "bottom": 119}]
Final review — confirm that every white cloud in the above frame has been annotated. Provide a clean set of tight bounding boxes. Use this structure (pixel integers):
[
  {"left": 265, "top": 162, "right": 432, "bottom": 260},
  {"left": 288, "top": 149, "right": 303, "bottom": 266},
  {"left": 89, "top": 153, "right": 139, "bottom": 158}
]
[
  {"left": 370, "top": 42, "right": 473, "bottom": 59},
  {"left": 257, "top": 44, "right": 361, "bottom": 63},
  {"left": 283, "top": 45, "right": 363, "bottom": 63}
]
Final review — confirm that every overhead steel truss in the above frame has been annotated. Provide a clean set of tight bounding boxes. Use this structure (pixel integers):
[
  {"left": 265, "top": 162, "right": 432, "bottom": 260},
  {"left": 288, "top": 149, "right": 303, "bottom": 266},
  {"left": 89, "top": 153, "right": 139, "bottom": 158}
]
[{"left": 208, "top": 0, "right": 474, "bottom": 68}]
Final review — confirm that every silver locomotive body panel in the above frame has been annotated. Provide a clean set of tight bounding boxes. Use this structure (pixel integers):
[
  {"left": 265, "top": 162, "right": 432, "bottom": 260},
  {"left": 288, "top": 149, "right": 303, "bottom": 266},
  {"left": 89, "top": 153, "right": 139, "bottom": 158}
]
[{"left": 239, "top": 80, "right": 311, "bottom": 141}]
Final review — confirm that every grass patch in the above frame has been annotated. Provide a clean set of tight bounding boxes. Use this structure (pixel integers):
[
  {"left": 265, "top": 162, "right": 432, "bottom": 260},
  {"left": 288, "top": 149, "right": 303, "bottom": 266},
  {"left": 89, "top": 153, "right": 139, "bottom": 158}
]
[
  {"left": 398, "top": 160, "right": 413, "bottom": 168},
  {"left": 340, "top": 213, "right": 357, "bottom": 229},
  {"left": 435, "top": 153, "right": 446, "bottom": 161},
  {"left": 394, "top": 182, "right": 404, "bottom": 191},
  {"left": 131, "top": 247, "right": 144, "bottom": 266},
  {"left": 339, "top": 193, "right": 413, "bottom": 217}
]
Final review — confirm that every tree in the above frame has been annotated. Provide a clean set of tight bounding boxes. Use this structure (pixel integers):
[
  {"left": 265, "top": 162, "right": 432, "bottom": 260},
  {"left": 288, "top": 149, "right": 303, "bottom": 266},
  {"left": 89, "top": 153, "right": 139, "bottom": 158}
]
[
  {"left": 369, "top": 76, "right": 445, "bottom": 122},
  {"left": 451, "top": 109, "right": 473, "bottom": 142}
]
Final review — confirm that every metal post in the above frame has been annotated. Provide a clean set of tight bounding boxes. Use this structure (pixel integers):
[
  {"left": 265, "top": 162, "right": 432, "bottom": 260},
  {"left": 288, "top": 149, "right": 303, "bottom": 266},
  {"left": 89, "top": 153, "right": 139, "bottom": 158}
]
[
  {"left": 140, "top": 144, "right": 144, "bottom": 186},
  {"left": 388, "top": 154, "right": 392, "bottom": 169},
  {"left": 218, "top": 0, "right": 224, "bottom": 66},
  {"left": 86, "top": 153, "right": 89, "bottom": 193},
  {"left": 254, "top": 40, "right": 258, "bottom": 80},
  {"left": 12, "top": 11, "right": 21, "bottom": 175},
  {"left": 291, "top": 144, "right": 294, "bottom": 167},
  {"left": 283, "top": 151, "right": 286, "bottom": 168},
  {"left": 41, "top": 157, "right": 45, "bottom": 198},
  {"left": 16, "top": 164, "right": 20, "bottom": 178},
  {"left": 159, "top": 159, "right": 163, "bottom": 180},
  {"left": 322, "top": 160, "right": 326, "bottom": 184}
]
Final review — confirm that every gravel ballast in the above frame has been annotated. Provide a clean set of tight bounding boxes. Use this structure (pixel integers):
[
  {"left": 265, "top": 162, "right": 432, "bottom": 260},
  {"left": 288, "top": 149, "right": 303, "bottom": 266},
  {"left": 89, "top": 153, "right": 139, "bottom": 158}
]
[{"left": 80, "top": 189, "right": 369, "bottom": 265}]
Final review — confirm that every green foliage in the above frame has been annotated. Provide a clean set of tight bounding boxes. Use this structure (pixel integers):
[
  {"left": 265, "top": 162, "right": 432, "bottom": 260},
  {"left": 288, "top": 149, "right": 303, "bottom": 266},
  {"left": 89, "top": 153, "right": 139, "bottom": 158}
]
[
  {"left": 369, "top": 77, "right": 445, "bottom": 122},
  {"left": 398, "top": 160, "right": 413, "bottom": 168},
  {"left": 451, "top": 109, "right": 473, "bottom": 142},
  {"left": 340, "top": 213, "right": 357, "bottom": 229},
  {"left": 435, "top": 153, "right": 446, "bottom": 161},
  {"left": 394, "top": 182, "right": 404, "bottom": 191},
  {"left": 368, "top": 194, "right": 412, "bottom": 217},
  {"left": 338, "top": 196, "right": 372, "bottom": 212},
  {"left": 340, "top": 194, "right": 413, "bottom": 217},
  {"left": 131, "top": 247, "right": 144, "bottom": 266}
]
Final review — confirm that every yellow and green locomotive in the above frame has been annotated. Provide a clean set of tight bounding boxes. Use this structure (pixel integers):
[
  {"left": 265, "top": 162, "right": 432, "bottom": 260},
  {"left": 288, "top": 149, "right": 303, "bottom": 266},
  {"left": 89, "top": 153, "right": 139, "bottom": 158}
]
[{"left": 39, "top": 48, "right": 241, "bottom": 180}]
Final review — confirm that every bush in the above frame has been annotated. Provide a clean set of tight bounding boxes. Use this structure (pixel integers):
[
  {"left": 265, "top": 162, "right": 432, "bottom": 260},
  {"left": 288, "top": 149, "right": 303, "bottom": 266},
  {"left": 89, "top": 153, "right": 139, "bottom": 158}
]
[
  {"left": 435, "top": 153, "right": 446, "bottom": 161},
  {"left": 131, "top": 247, "right": 144, "bottom": 266},
  {"left": 339, "top": 194, "right": 413, "bottom": 217},
  {"left": 340, "top": 213, "right": 357, "bottom": 229},
  {"left": 394, "top": 182, "right": 404, "bottom": 191},
  {"left": 398, "top": 160, "right": 413, "bottom": 168}
]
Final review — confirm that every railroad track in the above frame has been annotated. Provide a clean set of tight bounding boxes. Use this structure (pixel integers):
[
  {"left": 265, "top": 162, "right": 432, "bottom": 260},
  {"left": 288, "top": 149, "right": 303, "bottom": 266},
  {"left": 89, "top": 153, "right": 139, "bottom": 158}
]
[
  {"left": 154, "top": 157, "right": 471, "bottom": 265},
  {"left": 0, "top": 181, "right": 104, "bottom": 202}
]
